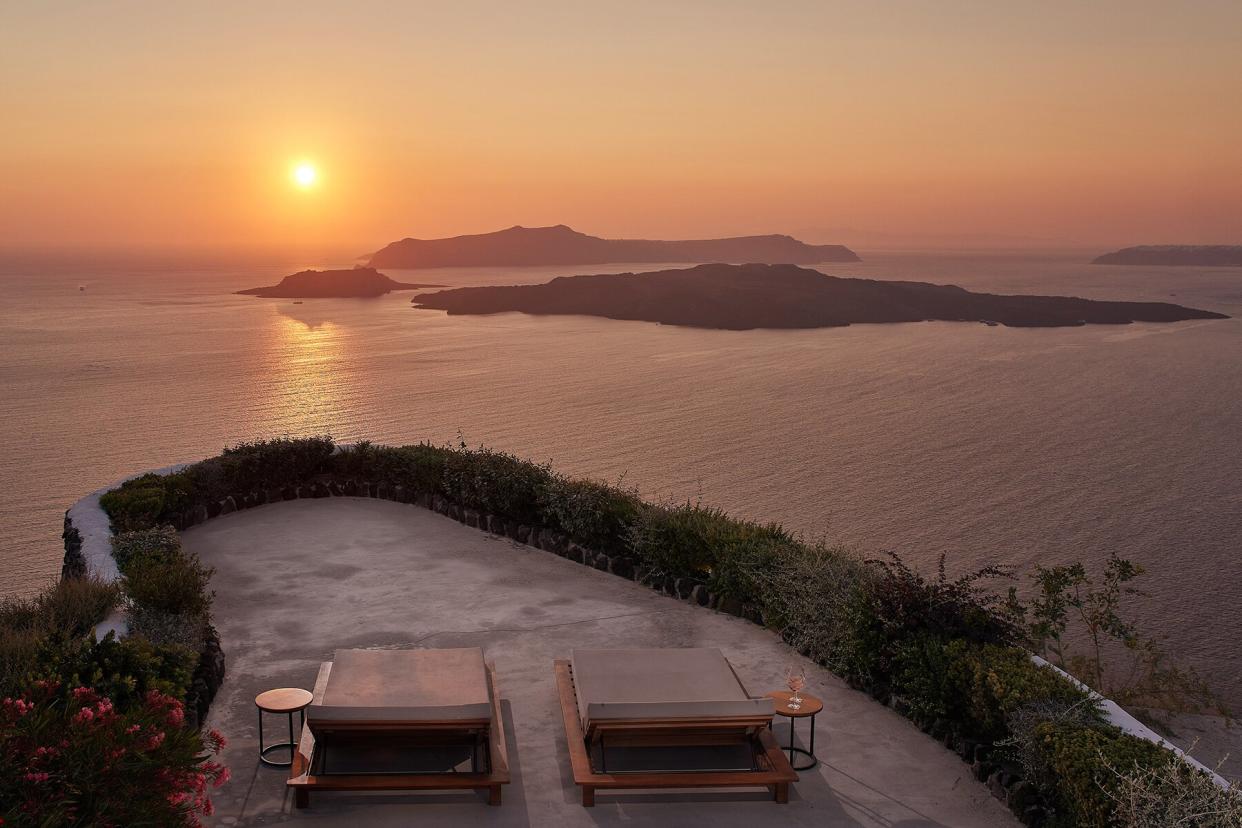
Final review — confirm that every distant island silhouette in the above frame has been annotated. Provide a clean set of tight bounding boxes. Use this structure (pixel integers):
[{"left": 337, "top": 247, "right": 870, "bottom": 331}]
[
  {"left": 237, "top": 267, "right": 444, "bottom": 298},
  {"left": 367, "top": 224, "right": 860, "bottom": 269},
  {"left": 1093, "top": 245, "right": 1242, "bottom": 266},
  {"left": 411, "top": 263, "right": 1228, "bottom": 330}
]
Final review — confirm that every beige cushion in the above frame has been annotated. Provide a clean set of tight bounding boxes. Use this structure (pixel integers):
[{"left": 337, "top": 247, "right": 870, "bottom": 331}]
[
  {"left": 307, "top": 648, "right": 491, "bottom": 724},
  {"left": 571, "top": 648, "right": 774, "bottom": 726}
]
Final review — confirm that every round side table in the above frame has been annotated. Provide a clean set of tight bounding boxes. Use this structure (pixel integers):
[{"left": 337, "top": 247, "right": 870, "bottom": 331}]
[
  {"left": 255, "top": 687, "right": 313, "bottom": 767},
  {"left": 765, "top": 690, "right": 823, "bottom": 771}
]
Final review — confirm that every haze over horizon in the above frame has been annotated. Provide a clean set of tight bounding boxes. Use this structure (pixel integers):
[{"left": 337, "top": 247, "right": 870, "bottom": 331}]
[{"left": 2, "top": 1, "right": 1240, "bottom": 254}]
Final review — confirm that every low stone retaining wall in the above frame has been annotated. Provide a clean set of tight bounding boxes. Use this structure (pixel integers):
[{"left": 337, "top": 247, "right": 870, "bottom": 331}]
[{"left": 65, "top": 463, "right": 1227, "bottom": 818}]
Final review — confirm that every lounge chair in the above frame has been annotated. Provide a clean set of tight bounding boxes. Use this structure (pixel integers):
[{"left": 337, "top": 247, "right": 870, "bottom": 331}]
[
  {"left": 288, "top": 647, "right": 509, "bottom": 808},
  {"left": 554, "top": 647, "right": 798, "bottom": 806}
]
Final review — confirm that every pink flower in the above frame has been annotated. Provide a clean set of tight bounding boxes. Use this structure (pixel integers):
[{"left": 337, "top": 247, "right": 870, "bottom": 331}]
[
  {"left": 72, "top": 707, "right": 95, "bottom": 724},
  {"left": 4, "top": 697, "right": 35, "bottom": 716},
  {"left": 143, "top": 730, "right": 166, "bottom": 750},
  {"left": 126, "top": 724, "right": 141, "bottom": 734},
  {"left": 23, "top": 772, "right": 50, "bottom": 784},
  {"left": 205, "top": 728, "right": 227, "bottom": 751}
]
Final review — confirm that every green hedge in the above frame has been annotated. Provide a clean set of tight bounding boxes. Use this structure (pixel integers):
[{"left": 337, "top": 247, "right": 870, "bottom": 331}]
[
  {"left": 1026, "top": 721, "right": 1173, "bottom": 828},
  {"left": 92, "top": 436, "right": 1224, "bottom": 826}
]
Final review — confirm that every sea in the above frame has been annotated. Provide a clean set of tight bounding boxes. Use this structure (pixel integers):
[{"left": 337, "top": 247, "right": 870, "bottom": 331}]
[{"left": 2, "top": 248, "right": 1240, "bottom": 767}]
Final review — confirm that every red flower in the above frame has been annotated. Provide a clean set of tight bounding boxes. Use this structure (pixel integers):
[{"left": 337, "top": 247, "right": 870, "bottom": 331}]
[{"left": 205, "top": 728, "right": 227, "bottom": 751}]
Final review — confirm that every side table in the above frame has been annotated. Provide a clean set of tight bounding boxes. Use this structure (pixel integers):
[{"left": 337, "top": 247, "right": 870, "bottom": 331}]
[
  {"left": 765, "top": 690, "right": 823, "bottom": 771},
  {"left": 255, "top": 687, "right": 313, "bottom": 767}
]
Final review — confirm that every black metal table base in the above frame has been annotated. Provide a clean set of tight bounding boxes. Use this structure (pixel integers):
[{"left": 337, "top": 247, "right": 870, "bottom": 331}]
[
  {"left": 784, "top": 713, "right": 818, "bottom": 771},
  {"left": 258, "top": 707, "right": 305, "bottom": 768}
]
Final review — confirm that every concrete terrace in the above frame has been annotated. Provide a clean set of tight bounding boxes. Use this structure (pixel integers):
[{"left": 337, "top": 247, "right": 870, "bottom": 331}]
[{"left": 188, "top": 498, "right": 1018, "bottom": 827}]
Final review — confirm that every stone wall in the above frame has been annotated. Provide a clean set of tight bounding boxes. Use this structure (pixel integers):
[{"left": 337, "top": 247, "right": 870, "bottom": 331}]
[{"left": 68, "top": 461, "right": 1225, "bottom": 821}]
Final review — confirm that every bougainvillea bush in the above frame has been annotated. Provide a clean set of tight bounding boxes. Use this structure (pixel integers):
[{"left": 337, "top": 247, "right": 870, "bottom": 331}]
[{"left": 0, "top": 681, "right": 227, "bottom": 827}]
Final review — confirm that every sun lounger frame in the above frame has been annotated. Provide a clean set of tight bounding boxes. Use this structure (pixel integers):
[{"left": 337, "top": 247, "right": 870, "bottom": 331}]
[
  {"left": 554, "top": 659, "right": 797, "bottom": 807},
  {"left": 288, "top": 661, "right": 510, "bottom": 807}
]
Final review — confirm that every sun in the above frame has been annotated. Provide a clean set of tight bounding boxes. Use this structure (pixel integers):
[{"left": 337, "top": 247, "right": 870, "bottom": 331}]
[{"left": 292, "top": 163, "right": 318, "bottom": 189}]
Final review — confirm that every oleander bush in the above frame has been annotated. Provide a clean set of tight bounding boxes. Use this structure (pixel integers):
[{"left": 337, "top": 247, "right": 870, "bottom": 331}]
[
  {"left": 34, "top": 632, "right": 199, "bottom": 711},
  {"left": 0, "top": 681, "right": 227, "bottom": 826}
]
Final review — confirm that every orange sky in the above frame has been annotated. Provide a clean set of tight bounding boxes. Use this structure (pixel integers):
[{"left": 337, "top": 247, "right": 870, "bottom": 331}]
[{"left": 1, "top": 2, "right": 1239, "bottom": 252}]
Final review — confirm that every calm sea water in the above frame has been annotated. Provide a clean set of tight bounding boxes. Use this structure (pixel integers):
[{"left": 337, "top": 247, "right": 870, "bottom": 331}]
[{"left": 2, "top": 250, "right": 1240, "bottom": 716}]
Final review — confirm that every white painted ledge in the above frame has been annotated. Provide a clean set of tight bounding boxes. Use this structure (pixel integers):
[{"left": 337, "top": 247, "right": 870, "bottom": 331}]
[
  {"left": 68, "top": 461, "right": 195, "bottom": 640},
  {"left": 1031, "top": 654, "right": 1230, "bottom": 788}
]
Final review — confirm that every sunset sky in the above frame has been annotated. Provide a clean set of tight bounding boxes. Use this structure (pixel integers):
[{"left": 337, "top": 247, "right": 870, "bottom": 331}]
[{"left": 2, "top": 1, "right": 1239, "bottom": 252}]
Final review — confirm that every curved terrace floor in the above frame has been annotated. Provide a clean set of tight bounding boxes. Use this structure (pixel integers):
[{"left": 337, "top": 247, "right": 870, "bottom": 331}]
[{"left": 187, "top": 498, "right": 1018, "bottom": 827}]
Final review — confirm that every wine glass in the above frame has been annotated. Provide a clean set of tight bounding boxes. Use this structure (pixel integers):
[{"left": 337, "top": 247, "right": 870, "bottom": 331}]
[{"left": 784, "top": 664, "right": 807, "bottom": 710}]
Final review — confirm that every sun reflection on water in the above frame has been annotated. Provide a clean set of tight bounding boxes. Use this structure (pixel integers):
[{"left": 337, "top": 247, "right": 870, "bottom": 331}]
[{"left": 261, "top": 310, "right": 349, "bottom": 433}]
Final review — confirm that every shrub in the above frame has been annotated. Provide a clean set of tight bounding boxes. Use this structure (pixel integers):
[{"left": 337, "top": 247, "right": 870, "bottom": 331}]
[
  {"left": 0, "top": 626, "right": 44, "bottom": 700},
  {"left": 112, "top": 525, "right": 183, "bottom": 573},
  {"left": 0, "top": 681, "right": 228, "bottom": 826},
  {"left": 0, "top": 579, "right": 120, "bottom": 698},
  {"left": 123, "top": 549, "right": 213, "bottom": 618},
  {"left": 37, "top": 632, "right": 199, "bottom": 709},
  {"left": 32, "top": 577, "right": 120, "bottom": 639},
  {"left": 955, "top": 644, "right": 1093, "bottom": 742},
  {"left": 332, "top": 442, "right": 452, "bottom": 494},
  {"left": 440, "top": 446, "right": 554, "bottom": 523},
  {"left": 1025, "top": 553, "right": 1230, "bottom": 726},
  {"left": 628, "top": 502, "right": 720, "bottom": 579},
  {"left": 394, "top": 443, "right": 453, "bottom": 493},
  {"left": 837, "top": 553, "right": 1022, "bottom": 686},
  {"left": 100, "top": 474, "right": 171, "bottom": 532},
  {"left": 1021, "top": 720, "right": 1172, "bottom": 828},
  {"left": 748, "top": 541, "right": 871, "bottom": 667},
  {"left": 129, "top": 607, "right": 208, "bottom": 652},
  {"left": 99, "top": 473, "right": 193, "bottom": 532},
  {"left": 181, "top": 457, "right": 229, "bottom": 504},
  {"left": 539, "top": 475, "right": 642, "bottom": 554},
  {"left": 1104, "top": 745, "right": 1242, "bottom": 828},
  {"left": 628, "top": 502, "right": 797, "bottom": 602},
  {"left": 218, "top": 436, "right": 334, "bottom": 493}
]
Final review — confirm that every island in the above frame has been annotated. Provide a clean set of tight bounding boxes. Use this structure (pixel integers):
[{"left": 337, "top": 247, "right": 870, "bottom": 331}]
[
  {"left": 1092, "top": 246, "right": 1242, "bottom": 266},
  {"left": 236, "top": 267, "right": 444, "bottom": 298},
  {"left": 410, "top": 263, "right": 1228, "bottom": 330},
  {"left": 367, "top": 224, "right": 860, "bottom": 269}
]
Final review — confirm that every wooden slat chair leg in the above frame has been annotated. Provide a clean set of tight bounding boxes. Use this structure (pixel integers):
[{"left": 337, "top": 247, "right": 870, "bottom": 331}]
[
  {"left": 774, "top": 782, "right": 789, "bottom": 804},
  {"left": 582, "top": 786, "right": 596, "bottom": 807},
  {"left": 489, "top": 785, "right": 502, "bottom": 806}
]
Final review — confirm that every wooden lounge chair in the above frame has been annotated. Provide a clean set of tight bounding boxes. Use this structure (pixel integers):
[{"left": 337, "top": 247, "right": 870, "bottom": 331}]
[
  {"left": 555, "top": 648, "right": 798, "bottom": 806},
  {"left": 288, "top": 647, "right": 509, "bottom": 808}
]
